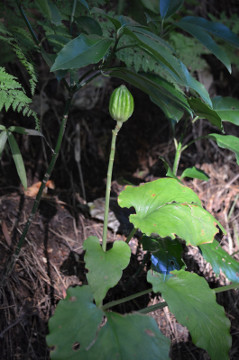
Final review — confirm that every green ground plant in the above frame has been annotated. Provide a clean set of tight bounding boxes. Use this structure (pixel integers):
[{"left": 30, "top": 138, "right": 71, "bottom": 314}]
[{"left": 1, "top": 0, "right": 239, "bottom": 358}]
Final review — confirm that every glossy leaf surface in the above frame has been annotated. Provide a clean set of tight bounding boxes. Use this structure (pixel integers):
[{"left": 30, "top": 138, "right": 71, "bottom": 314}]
[
  {"left": 199, "top": 239, "right": 239, "bottom": 283},
  {"left": 51, "top": 34, "right": 113, "bottom": 71},
  {"left": 160, "top": 0, "right": 184, "bottom": 19},
  {"left": 188, "top": 97, "right": 222, "bottom": 129},
  {"left": 212, "top": 96, "right": 239, "bottom": 125},
  {"left": 47, "top": 286, "right": 171, "bottom": 360},
  {"left": 8, "top": 133, "right": 27, "bottom": 189},
  {"left": 147, "top": 269, "right": 231, "bottom": 360},
  {"left": 83, "top": 236, "right": 131, "bottom": 306},
  {"left": 176, "top": 17, "right": 233, "bottom": 72},
  {"left": 178, "top": 16, "right": 239, "bottom": 47},
  {"left": 181, "top": 166, "right": 209, "bottom": 181},
  {"left": 209, "top": 133, "right": 239, "bottom": 165},
  {"left": 118, "top": 178, "right": 224, "bottom": 246},
  {"left": 122, "top": 26, "right": 211, "bottom": 104}
]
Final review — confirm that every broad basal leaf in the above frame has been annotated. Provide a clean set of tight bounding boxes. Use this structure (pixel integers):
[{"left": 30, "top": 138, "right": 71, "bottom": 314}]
[
  {"left": 199, "top": 239, "right": 239, "bottom": 283},
  {"left": 51, "top": 34, "right": 113, "bottom": 71},
  {"left": 147, "top": 269, "right": 232, "bottom": 360},
  {"left": 188, "top": 97, "right": 223, "bottom": 130},
  {"left": 118, "top": 178, "right": 224, "bottom": 246},
  {"left": 86, "top": 312, "right": 171, "bottom": 360},
  {"left": 83, "top": 236, "right": 131, "bottom": 306},
  {"left": 47, "top": 285, "right": 171, "bottom": 360},
  {"left": 181, "top": 166, "right": 209, "bottom": 181},
  {"left": 212, "top": 96, "right": 239, "bottom": 126},
  {"left": 209, "top": 133, "right": 239, "bottom": 165},
  {"left": 176, "top": 17, "right": 233, "bottom": 72},
  {"left": 47, "top": 286, "right": 103, "bottom": 359},
  {"left": 8, "top": 132, "right": 27, "bottom": 189}
]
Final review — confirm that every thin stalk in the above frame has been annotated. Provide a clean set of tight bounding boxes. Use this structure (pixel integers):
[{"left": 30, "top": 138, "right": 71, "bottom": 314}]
[
  {"left": 214, "top": 283, "right": 239, "bottom": 294},
  {"left": 126, "top": 227, "right": 137, "bottom": 244},
  {"left": 102, "top": 288, "right": 153, "bottom": 311},
  {"left": 138, "top": 301, "right": 167, "bottom": 314},
  {"left": 181, "top": 135, "right": 209, "bottom": 152},
  {"left": 2, "top": 96, "right": 73, "bottom": 282},
  {"left": 172, "top": 139, "right": 182, "bottom": 176},
  {"left": 102, "top": 121, "right": 122, "bottom": 251}
]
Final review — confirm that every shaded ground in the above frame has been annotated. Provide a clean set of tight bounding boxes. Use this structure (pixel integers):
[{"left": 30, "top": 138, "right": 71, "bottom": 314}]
[{"left": 0, "top": 70, "right": 239, "bottom": 360}]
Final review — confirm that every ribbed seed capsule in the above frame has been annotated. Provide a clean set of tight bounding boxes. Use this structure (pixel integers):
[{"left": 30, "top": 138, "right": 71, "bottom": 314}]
[{"left": 109, "top": 85, "right": 134, "bottom": 123}]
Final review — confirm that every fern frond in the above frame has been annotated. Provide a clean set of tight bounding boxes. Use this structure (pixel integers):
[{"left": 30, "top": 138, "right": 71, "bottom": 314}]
[
  {"left": 0, "top": 23, "right": 38, "bottom": 96},
  {"left": 0, "top": 67, "right": 40, "bottom": 131}
]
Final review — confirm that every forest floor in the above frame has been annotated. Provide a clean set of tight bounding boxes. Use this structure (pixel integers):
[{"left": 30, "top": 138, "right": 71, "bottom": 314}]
[{"left": 0, "top": 73, "right": 239, "bottom": 359}]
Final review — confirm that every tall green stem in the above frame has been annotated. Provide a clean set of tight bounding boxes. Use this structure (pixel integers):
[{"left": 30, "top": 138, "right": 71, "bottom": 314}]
[
  {"left": 2, "top": 96, "right": 73, "bottom": 282},
  {"left": 102, "top": 121, "right": 122, "bottom": 252}
]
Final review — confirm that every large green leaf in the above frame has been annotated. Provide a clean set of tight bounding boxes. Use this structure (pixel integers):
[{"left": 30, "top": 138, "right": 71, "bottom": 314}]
[
  {"left": 83, "top": 236, "right": 131, "bottom": 306},
  {"left": 160, "top": 0, "right": 184, "bottom": 20},
  {"left": 209, "top": 133, "right": 239, "bottom": 165},
  {"left": 199, "top": 239, "right": 239, "bottom": 283},
  {"left": 147, "top": 269, "right": 232, "bottom": 360},
  {"left": 179, "top": 16, "right": 239, "bottom": 47},
  {"left": 47, "top": 285, "right": 171, "bottom": 360},
  {"left": 86, "top": 312, "right": 171, "bottom": 360},
  {"left": 0, "top": 130, "right": 8, "bottom": 158},
  {"left": 77, "top": 16, "right": 103, "bottom": 36},
  {"left": 51, "top": 34, "right": 113, "bottom": 71},
  {"left": 118, "top": 178, "right": 224, "bottom": 246},
  {"left": 176, "top": 17, "right": 234, "bottom": 72},
  {"left": 122, "top": 26, "right": 211, "bottom": 104},
  {"left": 109, "top": 68, "right": 191, "bottom": 115},
  {"left": 188, "top": 97, "right": 223, "bottom": 130},
  {"left": 212, "top": 96, "right": 239, "bottom": 126},
  {"left": 47, "top": 286, "right": 103, "bottom": 359},
  {"left": 7, "top": 133, "right": 27, "bottom": 189},
  {"left": 146, "top": 73, "right": 189, "bottom": 121}
]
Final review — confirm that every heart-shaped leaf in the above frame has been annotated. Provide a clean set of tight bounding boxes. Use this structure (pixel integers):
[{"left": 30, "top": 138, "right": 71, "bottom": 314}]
[
  {"left": 147, "top": 269, "right": 232, "bottom": 360},
  {"left": 212, "top": 96, "right": 239, "bottom": 125},
  {"left": 83, "top": 236, "right": 131, "bottom": 306},
  {"left": 47, "top": 285, "right": 171, "bottom": 360},
  {"left": 51, "top": 34, "right": 113, "bottom": 71},
  {"left": 209, "top": 133, "right": 239, "bottom": 165},
  {"left": 118, "top": 178, "right": 224, "bottom": 246},
  {"left": 199, "top": 239, "right": 239, "bottom": 283}
]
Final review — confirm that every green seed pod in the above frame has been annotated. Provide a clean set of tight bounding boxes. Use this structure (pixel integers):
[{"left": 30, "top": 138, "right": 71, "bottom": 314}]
[{"left": 109, "top": 85, "right": 134, "bottom": 123}]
